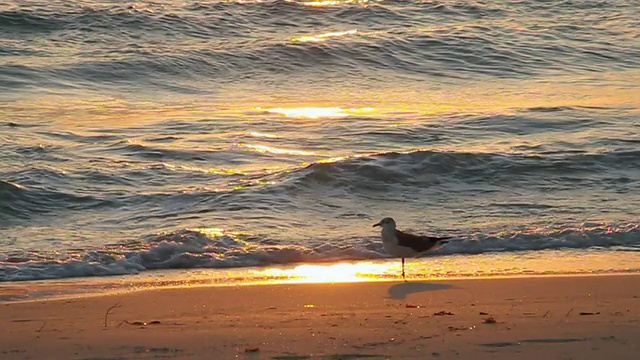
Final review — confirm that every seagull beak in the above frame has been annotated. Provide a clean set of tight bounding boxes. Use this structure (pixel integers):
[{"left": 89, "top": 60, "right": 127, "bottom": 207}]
[{"left": 372, "top": 222, "right": 381, "bottom": 227}]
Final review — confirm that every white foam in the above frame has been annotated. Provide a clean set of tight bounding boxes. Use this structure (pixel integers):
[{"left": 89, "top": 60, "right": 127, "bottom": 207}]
[{"left": 0, "top": 224, "right": 638, "bottom": 281}]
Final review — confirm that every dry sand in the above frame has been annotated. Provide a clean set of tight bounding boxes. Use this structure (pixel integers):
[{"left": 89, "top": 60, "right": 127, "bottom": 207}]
[{"left": 0, "top": 274, "right": 638, "bottom": 359}]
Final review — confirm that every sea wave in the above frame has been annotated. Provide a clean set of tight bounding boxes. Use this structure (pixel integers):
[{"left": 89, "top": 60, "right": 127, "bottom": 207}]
[
  {"left": 6, "top": 27, "right": 638, "bottom": 91},
  {"left": 2, "top": 0, "right": 639, "bottom": 283},
  {"left": 1, "top": 223, "right": 637, "bottom": 281},
  {"left": 283, "top": 149, "right": 640, "bottom": 191},
  {"left": 0, "top": 179, "right": 108, "bottom": 222},
  {"left": 3, "top": 0, "right": 638, "bottom": 93},
  {"left": 2, "top": 148, "right": 637, "bottom": 223}
]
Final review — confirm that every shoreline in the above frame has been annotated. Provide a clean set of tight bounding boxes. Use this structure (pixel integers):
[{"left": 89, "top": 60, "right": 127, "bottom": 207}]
[
  {"left": 2, "top": 263, "right": 639, "bottom": 305},
  {"left": 1, "top": 273, "right": 638, "bottom": 359},
  {"left": 3, "top": 270, "right": 640, "bottom": 304},
  {"left": 2, "top": 248, "right": 639, "bottom": 303}
]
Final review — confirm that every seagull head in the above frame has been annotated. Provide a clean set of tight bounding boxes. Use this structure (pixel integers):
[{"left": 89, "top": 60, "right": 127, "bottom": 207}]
[{"left": 373, "top": 217, "right": 396, "bottom": 230}]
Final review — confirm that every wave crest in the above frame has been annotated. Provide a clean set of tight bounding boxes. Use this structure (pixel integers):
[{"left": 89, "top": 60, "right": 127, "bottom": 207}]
[{"left": 1, "top": 223, "right": 638, "bottom": 281}]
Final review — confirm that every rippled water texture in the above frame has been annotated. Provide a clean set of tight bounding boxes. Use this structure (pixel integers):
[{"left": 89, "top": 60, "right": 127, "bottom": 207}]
[{"left": 1, "top": 0, "right": 638, "bottom": 280}]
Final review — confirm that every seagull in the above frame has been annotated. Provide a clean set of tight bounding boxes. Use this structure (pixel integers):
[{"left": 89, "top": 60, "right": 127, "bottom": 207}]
[{"left": 373, "top": 217, "right": 451, "bottom": 281}]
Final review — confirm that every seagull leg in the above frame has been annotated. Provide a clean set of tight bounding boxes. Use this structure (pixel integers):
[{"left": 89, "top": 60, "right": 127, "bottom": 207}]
[{"left": 402, "top": 258, "right": 406, "bottom": 281}]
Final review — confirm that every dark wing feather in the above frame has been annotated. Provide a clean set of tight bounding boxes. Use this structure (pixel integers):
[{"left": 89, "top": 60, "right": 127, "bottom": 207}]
[{"left": 395, "top": 230, "right": 452, "bottom": 252}]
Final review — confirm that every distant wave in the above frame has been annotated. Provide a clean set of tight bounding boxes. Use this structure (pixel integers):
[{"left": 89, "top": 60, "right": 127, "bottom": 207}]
[
  {"left": 5, "top": 28, "right": 637, "bottom": 92},
  {"left": 0, "top": 179, "right": 108, "bottom": 222},
  {"left": 1, "top": 223, "right": 638, "bottom": 281},
  {"left": 276, "top": 149, "right": 640, "bottom": 192},
  {"left": 2, "top": 148, "right": 638, "bottom": 223},
  {"left": 2, "top": 0, "right": 638, "bottom": 93}
]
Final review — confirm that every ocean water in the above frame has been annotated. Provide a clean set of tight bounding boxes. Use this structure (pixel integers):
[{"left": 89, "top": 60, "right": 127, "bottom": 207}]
[{"left": 1, "top": 0, "right": 639, "bottom": 283}]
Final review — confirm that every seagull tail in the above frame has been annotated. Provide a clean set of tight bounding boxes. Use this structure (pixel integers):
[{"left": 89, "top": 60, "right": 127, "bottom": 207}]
[{"left": 433, "top": 236, "right": 453, "bottom": 244}]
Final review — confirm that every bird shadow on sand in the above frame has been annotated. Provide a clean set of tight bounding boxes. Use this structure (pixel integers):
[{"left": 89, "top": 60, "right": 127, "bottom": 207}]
[{"left": 387, "top": 282, "right": 454, "bottom": 300}]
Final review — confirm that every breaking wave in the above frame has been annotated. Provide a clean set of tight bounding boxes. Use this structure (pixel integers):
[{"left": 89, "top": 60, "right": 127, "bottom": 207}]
[{"left": 1, "top": 223, "right": 638, "bottom": 281}]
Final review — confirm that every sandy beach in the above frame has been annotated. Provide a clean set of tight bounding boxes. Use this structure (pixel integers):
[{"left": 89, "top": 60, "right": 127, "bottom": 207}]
[{"left": 0, "top": 274, "right": 638, "bottom": 359}]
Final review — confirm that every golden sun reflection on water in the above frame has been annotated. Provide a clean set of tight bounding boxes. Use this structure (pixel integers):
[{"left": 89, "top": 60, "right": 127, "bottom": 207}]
[
  {"left": 191, "top": 227, "right": 226, "bottom": 237},
  {"left": 300, "top": 0, "right": 369, "bottom": 7},
  {"left": 291, "top": 29, "right": 357, "bottom": 43},
  {"left": 260, "top": 106, "right": 375, "bottom": 119},
  {"left": 257, "top": 262, "right": 397, "bottom": 283},
  {"left": 248, "top": 131, "right": 278, "bottom": 138},
  {"left": 191, "top": 227, "right": 248, "bottom": 240},
  {"left": 241, "top": 143, "right": 316, "bottom": 156},
  {"left": 9, "top": 68, "right": 639, "bottom": 127}
]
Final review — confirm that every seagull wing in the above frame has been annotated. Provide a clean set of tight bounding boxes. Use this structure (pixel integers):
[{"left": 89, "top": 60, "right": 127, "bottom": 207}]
[{"left": 395, "top": 230, "right": 452, "bottom": 252}]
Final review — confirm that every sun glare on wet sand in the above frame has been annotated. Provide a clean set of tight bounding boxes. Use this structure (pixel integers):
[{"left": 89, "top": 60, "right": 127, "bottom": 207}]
[{"left": 258, "top": 262, "right": 397, "bottom": 283}]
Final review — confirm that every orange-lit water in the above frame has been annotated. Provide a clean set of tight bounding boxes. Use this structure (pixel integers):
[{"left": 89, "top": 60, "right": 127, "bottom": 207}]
[{"left": 1, "top": 0, "right": 639, "bottom": 282}]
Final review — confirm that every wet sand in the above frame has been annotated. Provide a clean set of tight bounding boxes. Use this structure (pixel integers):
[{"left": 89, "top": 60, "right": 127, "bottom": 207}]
[{"left": 1, "top": 274, "right": 638, "bottom": 359}]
